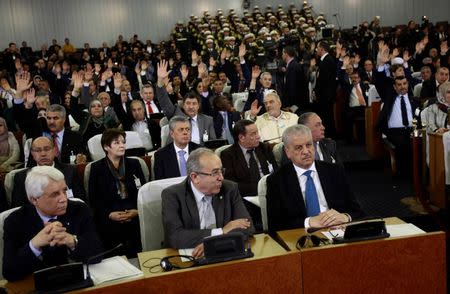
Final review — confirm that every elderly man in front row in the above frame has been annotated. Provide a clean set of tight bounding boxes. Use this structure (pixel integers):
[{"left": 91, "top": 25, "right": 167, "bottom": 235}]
[
  {"left": 266, "top": 125, "right": 363, "bottom": 232},
  {"left": 3, "top": 166, "right": 103, "bottom": 281},
  {"left": 246, "top": 91, "right": 298, "bottom": 143},
  {"left": 162, "top": 148, "right": 255, "bottom": 258}
]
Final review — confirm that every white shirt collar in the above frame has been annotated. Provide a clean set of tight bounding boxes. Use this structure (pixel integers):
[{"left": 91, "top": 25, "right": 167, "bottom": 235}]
[
  {"left": 190, "top": 181, "right": 207, "bottom": 204},
  {"left": 320, "top": 52, "right": 329, "bottom": 61},
  {"left": 293, "top": 161, "right": 317, "bottom": 177},
  {"left": 174, "top": 143, "right": 189, "bottom": 154}
]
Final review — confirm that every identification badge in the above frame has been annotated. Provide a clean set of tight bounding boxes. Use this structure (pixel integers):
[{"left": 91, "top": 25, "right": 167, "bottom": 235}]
[
  {"left": 66, "top": 189, "right": 74, "bottom": 198},
  {"left": 134, "top": 176, "right": 142, "bottom": 189}
]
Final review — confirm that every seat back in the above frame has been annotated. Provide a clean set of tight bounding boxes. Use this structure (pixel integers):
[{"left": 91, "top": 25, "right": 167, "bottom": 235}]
[
  {"left": 129, "top": 156, "right": 150, "bottom": 183},
  {"left": 367, "top": 84, "right": 381, "bottom": 106},
  {"left": 214, "top": 144, "right": 232, "bottom": 156},
  {"left": 4, "top": 167, "right": 28, "bottom": 207},
  {"left": 272, "top": 142, "right": 284, "bottom": 167},
  {"left": 83, "top": 161, "right": 94, "bottom": 204},
  {"left": 0, "top": 206, "right": 21, "bottom": 279},
  {"left": 161, "top": 125, "right": 170, "bottom": 147},
  {"left": 257, "top": 175, "right": 270, "bottom": 231},
  {"left": 231, "top": 92, "right": 249, "bottom": 105},
  {"left": 234, "top": 97, "right": 248, "bottom": 112},
  {"left": 414, "top": 83, "right": 423, "bottom": 98},
  {"left": 87, "top": 134, "right": 104, "bottom": 161},
  {"left": 23, "top": 138, "right": 32, "bottom": 167},
  {"left": 137, "top": 176, "right": 185, "bottom": 251}
]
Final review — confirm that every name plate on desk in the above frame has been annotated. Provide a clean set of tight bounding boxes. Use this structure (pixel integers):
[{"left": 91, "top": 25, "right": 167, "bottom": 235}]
[{"left": 331, "top": 220, "right": 390, "bottom": 244}]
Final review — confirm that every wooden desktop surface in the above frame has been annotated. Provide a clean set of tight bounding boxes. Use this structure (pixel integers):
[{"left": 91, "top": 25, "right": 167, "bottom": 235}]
[{"left": 276, "top": 217, "right": 447, "bottom": 294}]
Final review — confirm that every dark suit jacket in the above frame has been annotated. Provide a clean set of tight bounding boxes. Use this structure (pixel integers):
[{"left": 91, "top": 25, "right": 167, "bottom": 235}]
[
  {"left": 221, "top": 143, "right": 278, "bottom": 196},
  {"left": 281, "top": 138, "right": 340, "bottom": 166},
  {"left": 11, "top": 161, "right": 86, "bottom": 208},
  {"left": 154, "top": 142, "right": 200, "bottom": 180},
  {"left": 314, "top": 54, "right": 337, "bottom": 105},
  {"left": 88, "top": 157, "right": 146, "bottom": 238},
  {"left": 2, "top": 200, "right": 103, "bottom": 281},
  {"left": 161, "top": 179, "right": 255, "bottom": 248},
  {"left": 283, "top": 59, "right": 309, "bottom": 108},
  {"left": 28, "top": 129, "right": 86, "bottom": 166},
  {"left": 376, "top": 94, "right": 421, "bottom": 133},
  {"left": 156, "top": 86, "right": 216, "bottom": 144},
  {"left": 266, "top": 161, "right": 363, "bottom": 232},
  {"left": 212, "top": 110, "right": 241, "bottom": 140}
]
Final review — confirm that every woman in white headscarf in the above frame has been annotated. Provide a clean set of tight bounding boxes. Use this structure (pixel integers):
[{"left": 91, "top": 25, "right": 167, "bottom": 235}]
[
  {"left": 426, "top": 81, "right": 450, "bottom": 134},
  {"left": 0, "top": 117, "right": 20, "bottom": 172}
]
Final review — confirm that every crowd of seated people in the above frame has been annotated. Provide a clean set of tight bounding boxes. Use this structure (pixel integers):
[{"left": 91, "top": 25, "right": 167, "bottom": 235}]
[{"left": 0, "top": 1, "right": 449, "bottom": 277}]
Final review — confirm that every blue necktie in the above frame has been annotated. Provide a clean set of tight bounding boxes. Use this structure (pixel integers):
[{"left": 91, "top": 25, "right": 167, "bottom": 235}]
[
  {"left": 303, "top": 170, "right": 320, "bottom": 217},
  {"left": 178, "top": 150, "right": 187, "bottom": 176}
]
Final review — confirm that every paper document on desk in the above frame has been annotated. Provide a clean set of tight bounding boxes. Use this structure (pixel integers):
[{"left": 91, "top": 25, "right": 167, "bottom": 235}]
[
  {"left": 87, "top": 256, "right": 143, "bottom": 285},
  {"left": 179, "top": 248, "right": 194, "bottom": 262},
  {"left": 321, "top": 223, "right": 426, "bottom": 240}
]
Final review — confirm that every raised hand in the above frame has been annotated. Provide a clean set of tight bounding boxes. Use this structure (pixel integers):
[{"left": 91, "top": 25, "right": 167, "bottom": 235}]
[
  {"left": 250, "top": 99, "right": 262, "bottom": 118},
  {"left": 180, "top": 64, "right": 189, "bottom": 81},
  {"left": 198, "top": 63, "right": 207, "bottom": 78},
  {"left": 15, "top": 72, "right": 32, "bottom": 96},
  {"left": 24, "top": 88, "right": 37, "bottom": 107},
  {"left": 441, "top": 41, "right": 449, "bottom": 55},
  {"left": 342, "top": 55, "right": 350, "bottom": 68},
  {"left": 403, "top": 50, "right": 411, "bottom": 62},
  {"left": 113, "top": 72, "right": 123, "bottom": 89},
  {"left": 14, "top": 58, "right": 23, "bottom": 72},
  {"left": 238, "top": 44, "right": 247, "bottom": 58},
  {"left": 71, "top": 71, "right": 83, "bottom": 90},
  {"left": 220, "top": 48, "right": 227, "bottom": 61},
  {"left": 251, "top": 65, "right": 261, "bottom": 79},
  {"left": 157, "top": 60, "right": 169, "bottom": 87},
  {"left": 415, "top": 41, "right": 425, "bottom": 54},
  {"left": 168, "top": 58, "right": 175, "bottom": 68},
  {"left": 209, "top": 56, "right": 217, "bottom": 68},
  {"left": 101, "top": 70, "right": 113, "bottom": 82}
]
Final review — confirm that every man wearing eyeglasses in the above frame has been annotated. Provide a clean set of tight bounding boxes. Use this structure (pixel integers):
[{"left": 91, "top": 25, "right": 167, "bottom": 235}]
[
  {"left": 266, "top": 125, "right": 362, "bottom": 233},
  {"left": 162, "top": 148, "right": 255, "bottom": 258},
  {"left": 11, "top": 136, "right": 85, "bottom": 208}
]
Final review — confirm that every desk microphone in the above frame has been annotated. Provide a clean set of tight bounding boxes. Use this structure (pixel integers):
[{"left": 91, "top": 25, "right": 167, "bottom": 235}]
[
  {"left": 306, "top": 216, "right": 383, "bottom": 234},
  {"left": 33, "top": 243, "right": 124, "bottom": 293}
]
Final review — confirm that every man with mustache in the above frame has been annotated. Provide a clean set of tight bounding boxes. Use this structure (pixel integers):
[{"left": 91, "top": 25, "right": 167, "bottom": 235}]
[
  {"left": 266, "top": 125, "right": 363, "bottom": 232},
  {"left": 3, "top": 166, "right": 102, "bottom": 281},
  {"left": 161, "top": 148, "right": 254, "bottom": 258}
]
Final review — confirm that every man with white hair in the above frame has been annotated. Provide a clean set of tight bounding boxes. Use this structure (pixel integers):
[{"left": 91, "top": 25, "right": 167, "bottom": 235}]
[
  {"left": 3, "top": 166, "right": 102, "bottom": 281},
  {"left": 247, "top": 91, "right": 298, "bottom": 143}
]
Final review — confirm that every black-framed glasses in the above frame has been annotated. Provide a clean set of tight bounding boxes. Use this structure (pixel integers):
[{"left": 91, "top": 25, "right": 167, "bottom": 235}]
[
  {"left": 195, "top": 168, "right": 226, "bottom": 177},
  {"left": 296, "top": 234, "right": 329, "bottom": 250}
]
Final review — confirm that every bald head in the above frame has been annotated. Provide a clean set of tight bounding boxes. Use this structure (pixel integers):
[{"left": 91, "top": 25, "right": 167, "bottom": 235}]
[{"left": 31, "top": 136, "right": 55, "bottom": 166}]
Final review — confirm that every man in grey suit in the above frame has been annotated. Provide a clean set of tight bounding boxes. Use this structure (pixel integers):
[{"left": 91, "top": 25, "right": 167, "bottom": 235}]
[
  {"left": 162, "top": 148, "right": 254, "bottom": 258},
  {"left": 156, "top": 60, "right": 216, "bottom": 145}
]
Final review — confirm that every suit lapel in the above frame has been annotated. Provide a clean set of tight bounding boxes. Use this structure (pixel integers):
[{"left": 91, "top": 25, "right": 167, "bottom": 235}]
[
  {"left": 197, "top": 115, "right": 205, "bottom": 140},
  {"left": 316, "top": 162, "right": 334, "bottom": 208},
  {"left": 319, "top": 141, "right": 332, "bottom": 163},
  {"left": 184, "top": 181, "right": 201, "bottom": 229},
  {"left": 169, "top": 144, "right": 181, "bottom": 177},
  {"left": 286, "top": 164, "right": 306, "bottom": 215},
  {"left": 255, "top": 145, "right": 269, "bottom": 174},
  {"left": 233, "top": 144, "right": 249, "bottom": 176},
  {"left": 212, "top": 190, "right": 224, "bottom": 228}
]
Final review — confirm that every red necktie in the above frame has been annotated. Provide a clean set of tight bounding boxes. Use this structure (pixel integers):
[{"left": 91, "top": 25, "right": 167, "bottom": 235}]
[
  {"left": 146, "top": 101, "right": 153, "bottom": 114},
  {"left": 52, "top": 133, "right": 60, "bottom": 158}
]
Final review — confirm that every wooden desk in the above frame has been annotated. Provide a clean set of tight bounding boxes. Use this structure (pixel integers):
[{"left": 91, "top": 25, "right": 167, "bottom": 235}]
[
  {"left": 429, "top": 133, "right": 446, "bottom": 208},
  {"left": 4, "top": 234, "right": 301, "bottom": 294},
  {"left": 276, "top": 217, "right": 446, "bottom": 293}
]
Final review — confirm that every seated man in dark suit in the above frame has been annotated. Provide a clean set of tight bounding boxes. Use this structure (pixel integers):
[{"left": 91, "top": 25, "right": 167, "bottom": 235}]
[
  {"left": 298, "top": 112, "right": 339, "bottom": 164},
  {"left": 267, "top": 125, "right": 363, "bottom": 232},
  {"left": 3, "top": 166, "right": 103, "bottom": 281},
  {"left": 221, "top": 119, "right": 277, "bottom": 197},
  {"left": 154, "top": 116, "right": 200, "bottom": 180},
  {"left": 129, "top": 99, "right": 161, "bottom": 151},
  {"left": 162, "top": 148, "right": 255, "bottom": 258},
  {"left": 12, "top": 136, "right": 86, "bottom": 207}
]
